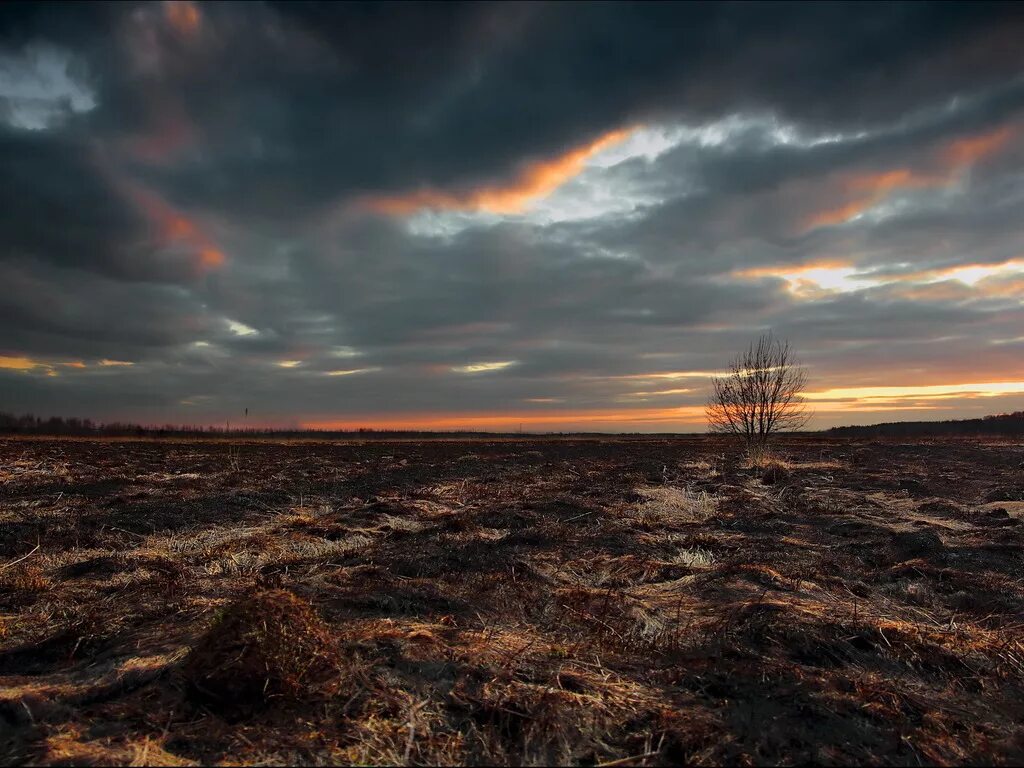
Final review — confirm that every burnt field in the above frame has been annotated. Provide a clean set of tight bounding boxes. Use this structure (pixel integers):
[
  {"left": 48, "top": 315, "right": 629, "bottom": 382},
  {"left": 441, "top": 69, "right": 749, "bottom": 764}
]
[{"left": 1, "top": 436, "right": 1023, "bottom": 766}]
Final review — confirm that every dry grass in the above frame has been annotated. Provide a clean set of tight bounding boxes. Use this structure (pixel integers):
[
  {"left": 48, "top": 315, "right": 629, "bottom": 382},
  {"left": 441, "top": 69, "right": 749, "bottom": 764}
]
[
  {"left": 742, "top": 446, "right": 844, "bottom": 472},
  {"left": 633, "top": 486, "right": 718, "bottom": 524},
  {"left": 670, "top": 547, "right": 716, "bottom": 568},
  {"left": 1, "top": 435, "right": 1023, "bottom": 765}
]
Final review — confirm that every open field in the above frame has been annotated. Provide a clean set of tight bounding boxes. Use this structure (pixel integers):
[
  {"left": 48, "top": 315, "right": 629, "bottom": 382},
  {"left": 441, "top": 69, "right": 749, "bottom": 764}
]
[{"left": 1, "top": 436, "right": 1023, "bottom": 765}]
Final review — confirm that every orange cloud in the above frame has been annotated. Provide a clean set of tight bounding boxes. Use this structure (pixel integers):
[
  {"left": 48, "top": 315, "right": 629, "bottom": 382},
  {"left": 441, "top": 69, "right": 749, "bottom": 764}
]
[
  {"left": 625, "top": 388, "right": 694, "bottom": 397},
  {"left": 1, "top": 356, "right": 140, "bottom": 375},
  {"left": 735, "top": 259, "right": 850, "bottom": 279},
  {"left": 125, "top": 104, "right": 196, "bottom": 164},
  {"left": 733, "top": 256, "right": 1024, "bottom": 300},
  {"left": 815, "top": 404, "right": 945, "bottom": 413},
  {"left": 880, "top": 281, "right": 972, "bottom": 303},
  {"left": 806, "top": 381, "right": 1024, "bottom": 409},
  {"left": 361, "top": 128, "right": 632, "bottom": 215},
  {"left": 164, "top": 1, "right": 201, "bottom": 36},
  {"left": 975, "top": 276, "right": 1024, "bottom": 299},
  {"left": 803, "top": 124, "right": 1017, "bottom": 231},
  {"left": 131, "top": 184, "right": 225, "bottom": 272},
  {"left": 0, "top": 355, "right": 65, "bottom": 377},
  {"left": 600, "top": 370, "right": 723, "bottom": 381},
  {"left": 98, "top": 159, "right": 226, "bottom": 274},
  {"left": 198, "top": 246, "right": 226, "bottom": 269},
  {"left": 875, "top": 258, "right": 1024, "bottom": 300},
  {"left": 0, "top": 355, "right": 43, "bottom": 371},
  {"left": 804, "top": 168, "right": 940, "bottom": 230},
  {"left": 940, "top": 125, "right": 1015, "bottom": 167}
]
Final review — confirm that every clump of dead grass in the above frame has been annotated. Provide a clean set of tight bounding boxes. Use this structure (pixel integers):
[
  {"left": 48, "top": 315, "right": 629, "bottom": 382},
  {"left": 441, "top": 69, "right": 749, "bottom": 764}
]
[
  {"left": 743, "top": 443, "right": 778, "bottom": 470},
  {"left": 679, "top": 458, "right": 719, "bottom": 479},
  {"left": 671, "top": 547, "right": 716, "bottom": 568},
  {"left": 633, "top": 486, "right": 717, "bottom": 525},
  {"left": 742, "top": 448, "right": 843, "bottom": 473},
  {"left": 182, "top": 589, "right": 341, "bottom": 717}
]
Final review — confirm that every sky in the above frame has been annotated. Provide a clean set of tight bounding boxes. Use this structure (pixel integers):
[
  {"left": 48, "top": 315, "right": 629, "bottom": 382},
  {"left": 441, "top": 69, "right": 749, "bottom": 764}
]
[{"left": 1, "top": 1, "right": 1024, "bottom": 432}]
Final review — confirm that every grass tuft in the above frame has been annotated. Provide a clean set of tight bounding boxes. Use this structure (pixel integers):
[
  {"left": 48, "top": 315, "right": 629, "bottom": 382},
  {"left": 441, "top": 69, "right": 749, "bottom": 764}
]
[{"left": 633, "top": 486, "right": 718, "bottom": 524}]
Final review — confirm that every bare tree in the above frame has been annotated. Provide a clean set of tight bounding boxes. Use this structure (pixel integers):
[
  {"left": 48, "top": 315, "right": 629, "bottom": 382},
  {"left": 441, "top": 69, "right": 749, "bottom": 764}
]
[{"left": 706, "top": 332, "right": 810, "bottom": 451}]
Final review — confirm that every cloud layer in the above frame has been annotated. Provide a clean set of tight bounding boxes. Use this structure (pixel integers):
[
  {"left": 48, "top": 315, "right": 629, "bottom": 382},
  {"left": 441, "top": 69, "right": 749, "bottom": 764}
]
[{"left": 2, "top": 1, "right": 1023, "bottom": 430}]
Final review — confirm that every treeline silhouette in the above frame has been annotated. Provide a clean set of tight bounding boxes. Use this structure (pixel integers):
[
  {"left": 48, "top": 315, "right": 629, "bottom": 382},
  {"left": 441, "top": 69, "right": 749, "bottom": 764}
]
[
  {"left": 827, "top": 411, "right": 1024, "bottom": 438},
  {"left": 6, "top": 409, "right": 1024, "bottom": 440},
  {"left": 0, "top": 412, "right": 268, "bottom": 437},
  {"left": 0, "top": 411, "right": 665, "bottom": 439}
]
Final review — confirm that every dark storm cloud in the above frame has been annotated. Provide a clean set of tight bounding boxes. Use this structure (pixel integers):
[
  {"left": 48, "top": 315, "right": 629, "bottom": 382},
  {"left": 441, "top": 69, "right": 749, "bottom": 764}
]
[
  {"left": 0, "top": 130, "right": 226, "bottom": 283},
  {"left": 2, "top": 1, "right": 1024, "bottom": 426},
  {"left": 6, "top": 1, "right": 1023, "bottom": 215},
  {"left": 0, "top": 256, "right": 212, "bottom": 359},
  {"left": 0, "top": 132, "right": 136, "bottom": 268}
]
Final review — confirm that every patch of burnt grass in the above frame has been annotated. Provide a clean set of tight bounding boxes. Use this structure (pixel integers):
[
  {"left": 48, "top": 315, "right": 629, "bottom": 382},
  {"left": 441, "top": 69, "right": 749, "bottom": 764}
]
[
  {"left": 58, "top": 553, "right": 185, "bottom": 582},
  {"left": 889, "top": 529, "right": 945, "bottom": 561},
  {"left": 1, "top": 437, "right": 1022, "bottom": 764},
  {"left": 182, "top": 589, "right": 341, "bottom": 718},
  {"left": 982, "top": 486, "right": 1024, "bottom": 503},
  {"left": 0, "top": 565, "right": 49, "bottom": 611},
  {"left": 0, "top": 613, "right": 110, "bottom": 676},
  {"left": 58, "top": 554, "right": 125, "bottom": 579}
]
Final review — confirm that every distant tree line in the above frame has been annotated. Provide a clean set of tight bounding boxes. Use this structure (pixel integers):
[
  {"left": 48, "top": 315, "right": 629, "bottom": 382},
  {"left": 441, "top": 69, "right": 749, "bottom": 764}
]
[
  {"left": 0, "top": 412, "right": 226, "bottom": 437},
  {"left": 0, "top": 411, "right": 685, "bottom": 439},
  {"left": 827, "top": 411, "right": 1024, "bottom": 438},
  {"left": 7, "top": 408, "right": 1023, "bottom": 440}
]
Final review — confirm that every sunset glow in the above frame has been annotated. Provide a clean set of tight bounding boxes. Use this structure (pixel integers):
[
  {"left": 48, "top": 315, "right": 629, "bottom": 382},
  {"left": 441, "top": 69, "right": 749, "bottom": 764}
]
[
  {"left": 733, "top": 256, "right": 1024, "bottom": 298},
  {"left": 733, "top": 262, "right": 874, "bottom": 295},
  {"left": 361, "top": 128, "right": 633, "bottom": 215},
  {"left": 302, "top": 405, "right": 708, "bottom": 432},
  {"left": 0, "top": 355, "right": 42, "bottom": 371},
  {"left": 807, "top": 381, "right": 1024, "bottom": 402}
]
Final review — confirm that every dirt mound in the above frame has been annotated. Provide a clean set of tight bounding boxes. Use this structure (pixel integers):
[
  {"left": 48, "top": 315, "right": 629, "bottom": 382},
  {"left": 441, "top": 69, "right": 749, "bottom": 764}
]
[{"left": 182, "top": 589, "right": 341, "bottom": 717}]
